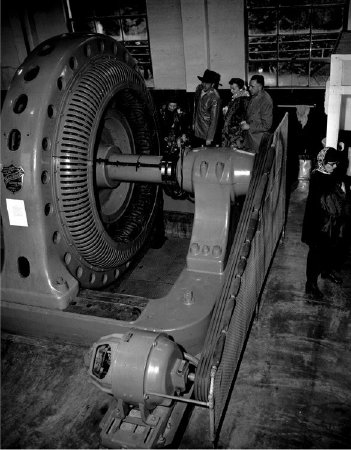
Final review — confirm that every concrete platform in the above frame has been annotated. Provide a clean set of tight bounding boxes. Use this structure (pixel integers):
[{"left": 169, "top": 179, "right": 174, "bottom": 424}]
[{"left": 1, "top": 182, "right": 351, "bottom": 449}]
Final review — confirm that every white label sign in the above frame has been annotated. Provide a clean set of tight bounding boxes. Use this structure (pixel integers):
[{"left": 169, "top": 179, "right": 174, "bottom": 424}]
[{"left": 6, "top": 199, "right": 28, "bottom": 227}]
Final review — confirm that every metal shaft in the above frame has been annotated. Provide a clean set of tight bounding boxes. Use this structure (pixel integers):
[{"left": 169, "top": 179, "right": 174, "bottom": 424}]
[{"left": 98, "top": 154, "right": 164, "bottom": 184}]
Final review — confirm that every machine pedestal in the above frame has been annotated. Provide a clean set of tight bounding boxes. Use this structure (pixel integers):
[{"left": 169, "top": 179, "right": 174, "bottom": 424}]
[{"left": 100, "top": 397, "right": 189, "bottom": 449}]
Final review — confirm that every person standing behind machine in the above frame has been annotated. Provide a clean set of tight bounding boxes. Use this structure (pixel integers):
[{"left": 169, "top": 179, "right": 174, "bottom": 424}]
[
  {"left": 192, "top": 69, "right": 222, "bottom": 147},
  {"left": 222, "top": 77, "right": 250, "bottom": 148},
  {"left": 240, "top": 74, "right": 273, "bottom": 153},
  {"left": 159, "top": 99, "right": 190, "bottom": 154},
  {"left": 302, "top": 147, "right": 347, "bottom": 300}
]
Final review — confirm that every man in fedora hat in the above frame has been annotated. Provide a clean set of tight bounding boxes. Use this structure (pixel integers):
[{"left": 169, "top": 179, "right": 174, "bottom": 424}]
[{"left": 192, "top": 69, "right": 222, "bottom": 147}]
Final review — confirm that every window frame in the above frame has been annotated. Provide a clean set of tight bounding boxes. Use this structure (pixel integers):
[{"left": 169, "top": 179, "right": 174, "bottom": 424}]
[
  {"left": 64, "top": 0, "right": 154, "bottom": 87},
  {"left": 246, "top": 1, "right": 349, "bottom": 88}
]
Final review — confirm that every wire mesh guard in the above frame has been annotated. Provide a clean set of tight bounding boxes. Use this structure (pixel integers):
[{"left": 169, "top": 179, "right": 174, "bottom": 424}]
[{"left": 194, "top": 114, "right": 288, "bottom": 438}]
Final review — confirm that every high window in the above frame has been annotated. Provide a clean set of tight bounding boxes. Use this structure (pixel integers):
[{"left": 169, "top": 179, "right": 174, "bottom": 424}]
[
  {"left": 65, "top": 0, "right": 153, "bottom": 87},
  {"left": 247, "top": 0, "right": 349, "bottom": 87}
]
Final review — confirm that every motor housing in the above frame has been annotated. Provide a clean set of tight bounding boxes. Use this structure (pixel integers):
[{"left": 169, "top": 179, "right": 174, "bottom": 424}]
[{"left": 89, "top": 329, "right": 189, "bottom": 412}]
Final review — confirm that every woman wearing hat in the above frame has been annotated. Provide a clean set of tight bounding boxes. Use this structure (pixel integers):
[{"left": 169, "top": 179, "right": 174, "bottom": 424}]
[
  {"left": 302, "top": 147, "right": 347, "bottom": 299},
  {"left": 221, "top": 77, "right": 250, "bottom": 148},
  {"left": 192, "top": 69, "right": 222, "bottom": 147}
]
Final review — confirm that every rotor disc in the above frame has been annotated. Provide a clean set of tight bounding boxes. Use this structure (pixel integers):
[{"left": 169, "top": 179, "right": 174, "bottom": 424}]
[{"left": 3, "top": 33, "right": 161, "bottom": 288}]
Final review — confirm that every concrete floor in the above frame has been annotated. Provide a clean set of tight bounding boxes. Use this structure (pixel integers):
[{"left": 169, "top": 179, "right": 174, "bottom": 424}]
[
  {"left": 181, "top": 182, "right": 351, "bottom": 449},
  {"left": 1, "top": 182, "right": 351, "bottom": 449}
]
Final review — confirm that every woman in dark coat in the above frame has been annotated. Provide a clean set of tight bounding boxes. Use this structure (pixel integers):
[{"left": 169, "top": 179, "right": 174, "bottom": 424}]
[
  {"left": 302, "top": 147, "right": 346, "bottom": 299},
  {"left": 221, "top": 77, "right": 249, "bottom": 148}
]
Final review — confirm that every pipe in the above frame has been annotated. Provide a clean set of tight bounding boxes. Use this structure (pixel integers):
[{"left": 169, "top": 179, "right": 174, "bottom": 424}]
[{"left": 145, "top": 391, "right": 209, "bottom": 407}]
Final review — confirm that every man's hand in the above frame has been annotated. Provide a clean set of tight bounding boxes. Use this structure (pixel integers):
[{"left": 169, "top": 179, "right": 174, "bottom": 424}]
[
  {"left": 206, "top": 140, "right": 212, "bottom": 146},
  {"left": 240, "top": 121, "right": 250, "bottom": 131}
]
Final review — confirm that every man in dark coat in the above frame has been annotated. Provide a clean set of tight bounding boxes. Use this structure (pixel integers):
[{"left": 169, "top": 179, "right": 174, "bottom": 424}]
[
  {"left": 241, "top": 74, "right": 273, "bottom": 153},
  {"left": 193, "top": 69, "right": 221, "bottom": 147}
]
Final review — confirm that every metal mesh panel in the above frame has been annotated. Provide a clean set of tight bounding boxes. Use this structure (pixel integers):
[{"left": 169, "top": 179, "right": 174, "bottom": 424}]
[
  {"left": 193, "top": 114, "right": 288, "bottom": 437},
  {"left": 214, "top": 115, "right": 288, "bottom": 427}
]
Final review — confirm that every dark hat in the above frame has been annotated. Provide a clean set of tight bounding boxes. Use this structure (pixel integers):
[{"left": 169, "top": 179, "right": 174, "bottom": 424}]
[{"left": 198, "top": 69, "right": 222, "bottom": 85}]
